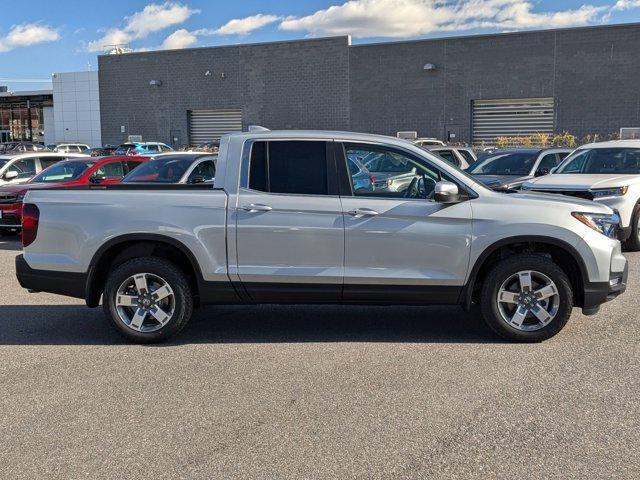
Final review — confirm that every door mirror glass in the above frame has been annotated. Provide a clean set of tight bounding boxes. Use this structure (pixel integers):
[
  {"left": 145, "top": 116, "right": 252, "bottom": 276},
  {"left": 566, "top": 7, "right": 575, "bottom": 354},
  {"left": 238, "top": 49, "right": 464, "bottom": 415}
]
[
  {"left": 189, "top": 175, "right": 206, "bottom": 184},
  {"left": 434, "top": 181, "right": 460, "bottom": 203},
  {"left": 4, "top": 170, "right": 19, "bottom": 180},
  {"left": 535, "top": 168, "right": 550, "bottom": 177},
  {"left": 90, "top": 174, "right": 107, "bottom": 184}
]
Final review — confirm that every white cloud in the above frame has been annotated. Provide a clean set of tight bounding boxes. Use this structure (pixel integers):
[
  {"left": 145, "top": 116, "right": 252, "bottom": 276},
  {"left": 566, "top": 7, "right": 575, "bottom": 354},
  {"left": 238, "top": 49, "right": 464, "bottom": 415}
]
[
  {"left": 0, "top": 23, "right": 60, "bottom": 52},
  {"left": 280, "top": 0, "right": 609, "bottom": 38},
  {"left": 87, "top": 2, "right": 198, "bottom": 52},
  {"left": 161, "top": 28, "right": 198, "bottom": 49},
  {"left": 613, "top": 0, "right": 640, "bottom": 9},
  {"left": 213, "top": 14, "right": 280, "bottom": 36}
]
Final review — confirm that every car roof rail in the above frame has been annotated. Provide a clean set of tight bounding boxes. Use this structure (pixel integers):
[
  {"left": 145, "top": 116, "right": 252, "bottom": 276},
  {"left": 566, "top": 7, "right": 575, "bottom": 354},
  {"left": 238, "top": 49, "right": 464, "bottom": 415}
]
[{"left": 248, "top": 125, "right": 270, "bottom": 132}]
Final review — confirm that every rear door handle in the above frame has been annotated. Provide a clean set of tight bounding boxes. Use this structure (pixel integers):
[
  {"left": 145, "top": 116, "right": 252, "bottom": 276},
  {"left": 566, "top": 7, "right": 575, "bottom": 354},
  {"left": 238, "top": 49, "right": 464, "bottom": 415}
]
[
  {"left": 348, "top": 208, "right": 379, "bottom": 218},
  {"left": 242, "top": 203, "right": 273, "bottom": 213}
]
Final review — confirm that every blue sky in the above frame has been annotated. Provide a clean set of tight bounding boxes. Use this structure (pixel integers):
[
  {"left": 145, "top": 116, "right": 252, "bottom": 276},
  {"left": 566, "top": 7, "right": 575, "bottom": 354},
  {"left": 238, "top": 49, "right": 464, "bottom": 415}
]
[{"left": 1, "top": 0, "right": 640, "bottom": 90}]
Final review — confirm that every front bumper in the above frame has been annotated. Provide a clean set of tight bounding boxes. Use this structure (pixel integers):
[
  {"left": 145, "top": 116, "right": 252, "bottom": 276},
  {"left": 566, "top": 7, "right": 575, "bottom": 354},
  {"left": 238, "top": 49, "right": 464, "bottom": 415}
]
[
  {"left": 16, "top": 254, "right": 87, "bottom": 299},
  {"left": 582, "top": 261, "right": 628, "bottom": 310}
]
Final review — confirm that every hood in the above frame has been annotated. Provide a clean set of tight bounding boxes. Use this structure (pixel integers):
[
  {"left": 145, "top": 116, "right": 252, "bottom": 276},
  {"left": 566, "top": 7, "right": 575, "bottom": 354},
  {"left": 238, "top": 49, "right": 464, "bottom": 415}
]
[
  {"left": 474, "top": 174, "right": 530, "bottom": 189},
  {"left": 500, "top": 191, "right": 613, "bottom": 214},
  {"left": 523, "top": 173, "right": 640, "bottom": 190}
]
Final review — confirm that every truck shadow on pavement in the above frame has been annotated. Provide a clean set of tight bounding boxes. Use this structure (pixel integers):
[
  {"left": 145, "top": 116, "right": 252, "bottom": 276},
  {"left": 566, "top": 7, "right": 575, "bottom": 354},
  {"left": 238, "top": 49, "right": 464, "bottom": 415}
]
[{"left": 0, "top": 304, "right": 502, "bottom": 345}]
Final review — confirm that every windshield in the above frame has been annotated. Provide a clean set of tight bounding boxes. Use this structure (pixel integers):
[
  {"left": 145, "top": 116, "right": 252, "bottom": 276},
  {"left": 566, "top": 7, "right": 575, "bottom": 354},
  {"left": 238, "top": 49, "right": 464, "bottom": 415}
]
[
  {"left": 468, "top": 152, "right": 538, "bottom": 175},
  {"left": 556, "top": 148, "right": 640, "bottom": 174},
  {"left": 31, "top": 161, "right": 95, "bottom": 183},
  {"left": 123, "top": 157, "right": 194, "bottom": 183}
]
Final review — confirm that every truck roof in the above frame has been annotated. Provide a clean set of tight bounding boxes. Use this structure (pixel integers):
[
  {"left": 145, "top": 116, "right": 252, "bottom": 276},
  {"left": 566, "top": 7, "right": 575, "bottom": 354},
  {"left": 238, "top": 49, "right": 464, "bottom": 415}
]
[{"left": 226, "top": 129, "right": 417, "bottom": 148}]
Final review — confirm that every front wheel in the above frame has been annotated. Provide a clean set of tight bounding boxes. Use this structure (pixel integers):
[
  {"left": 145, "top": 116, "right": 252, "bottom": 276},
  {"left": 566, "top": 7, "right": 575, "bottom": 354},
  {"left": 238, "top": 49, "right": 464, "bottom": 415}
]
[
  {"left": 480, "top": 254, "right": 574, "bottom": 342},
  {"left": 103, "top": 257, "right": 194, "bottom": 343}
]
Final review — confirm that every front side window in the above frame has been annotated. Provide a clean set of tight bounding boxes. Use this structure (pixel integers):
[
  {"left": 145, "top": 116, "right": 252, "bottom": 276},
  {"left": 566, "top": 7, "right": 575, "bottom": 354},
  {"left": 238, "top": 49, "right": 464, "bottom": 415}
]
[
  {"left": 6, "top": 158, "right": 37, "bottom": 179},
  {"left": 344, "top": 144, "right": 441, "bottom": 200},
  {"left": 93, "top": 161, "right": 125, "bottom": 180},
  {"left": 467, "top": 152, "right": 538, "bottom": 175},
  {"left": 249, "top": 141, "right": 328, "bottom": 195},
  {"left": 536, "top": 153, "right": 561, "bottom": 174},
  {"left": 187, "top": 160, "right": 216, "bottom": 183},
  {"left": 557, "top": 148, "right": 640, "bottom": 174},
  {"left": 40, "top": 158, "right": 64, "bottom": 170},
  {"left": 435, "top": 150, "right": 460, "bottom": 168}
]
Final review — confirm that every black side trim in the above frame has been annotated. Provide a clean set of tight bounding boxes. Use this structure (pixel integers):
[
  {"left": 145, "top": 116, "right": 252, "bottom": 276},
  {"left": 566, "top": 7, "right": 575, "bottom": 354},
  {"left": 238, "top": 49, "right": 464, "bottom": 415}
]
[
  {"left": 461, "top": 235, "right": 590, "bottom": 309},
  {"left": 16, "top": 255, "right": 87, "bottom": 299},
  {"left": 72, "top": 184, "right": 220, "bottom": 190},
  {"left": 241, "top": 283, "right": 342, "bottom": 304},
  {"left": 343, "top": 284, "right": 461, "bottom": 305},
  {"left": 86, "top": 234, "right": 240, "bottom": 307}
]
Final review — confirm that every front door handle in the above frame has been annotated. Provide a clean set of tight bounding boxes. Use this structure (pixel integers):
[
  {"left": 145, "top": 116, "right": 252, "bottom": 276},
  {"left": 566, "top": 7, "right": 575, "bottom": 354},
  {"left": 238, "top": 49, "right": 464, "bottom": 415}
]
[
  {"left": 348, "top": 208, "right": 379, "bottom": 218},
  {"left": 242, "top": 203, "right": 273, "bottom": 213}
]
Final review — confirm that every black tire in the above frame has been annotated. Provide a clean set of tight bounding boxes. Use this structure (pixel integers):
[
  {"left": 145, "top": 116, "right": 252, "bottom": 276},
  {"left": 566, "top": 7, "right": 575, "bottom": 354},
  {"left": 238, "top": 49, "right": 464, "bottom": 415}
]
[
  {"left": 480, "top": 254, "right": 574, "bottom": 343},
  {"left": 624, "top": 205, "right": 640, "bottom": 252},
  {"left": 102, "top": 257, "right": 194, "bottom": 343}
]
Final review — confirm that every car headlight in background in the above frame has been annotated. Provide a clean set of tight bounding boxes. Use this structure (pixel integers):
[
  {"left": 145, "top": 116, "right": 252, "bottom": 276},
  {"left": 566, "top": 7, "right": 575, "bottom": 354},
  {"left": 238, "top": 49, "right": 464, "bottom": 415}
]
[
  {"left": 572, "top": 212, "right": 621, "bottom": 239},
  {"left": 590, "top": 186, "right": 628, "bottom": 198}
]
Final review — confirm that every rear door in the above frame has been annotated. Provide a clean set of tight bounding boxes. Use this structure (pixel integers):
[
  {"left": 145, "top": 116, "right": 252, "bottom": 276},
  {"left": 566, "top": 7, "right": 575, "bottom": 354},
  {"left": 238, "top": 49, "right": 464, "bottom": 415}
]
[
  {"left": 338, "top": 142, "right": 473, "bottom": 303},
  {"left": 235, "top": 140, "right": 344, "bottom": 302}
]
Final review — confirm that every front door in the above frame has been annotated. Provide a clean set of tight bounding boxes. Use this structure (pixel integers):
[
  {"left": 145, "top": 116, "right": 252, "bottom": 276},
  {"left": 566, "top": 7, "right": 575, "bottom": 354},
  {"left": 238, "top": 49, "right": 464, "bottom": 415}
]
[
  {"left": 235, "top": 140, "right": 344, "bottom": 302},
  {"left": 339, "top": 142, "right": 473, "bottom": 303}
]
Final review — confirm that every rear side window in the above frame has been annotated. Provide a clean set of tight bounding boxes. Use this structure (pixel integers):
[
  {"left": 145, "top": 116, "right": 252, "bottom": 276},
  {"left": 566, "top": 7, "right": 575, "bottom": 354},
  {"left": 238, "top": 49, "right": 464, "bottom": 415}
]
[
  {"left": 436, "top": 150, "right": 460, "bottom": 168},
  {"left": 458, "top": 150, "right": 475, "bottom": 165},
  {"left": 40, "top": 158, "right": 63, "bottom": 169},
  {"left": 249, "top": 141, "right": 328, "bottom": 195}
]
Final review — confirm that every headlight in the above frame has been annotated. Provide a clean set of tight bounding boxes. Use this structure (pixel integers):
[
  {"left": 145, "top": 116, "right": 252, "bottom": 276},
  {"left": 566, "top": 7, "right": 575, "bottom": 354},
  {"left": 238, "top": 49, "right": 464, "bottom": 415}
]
[
  {"left": 590, "top": 186, "right": 628, "bottom": 198},
  {"left": 572, "top": 212, "right": 620, "bottom": 239},
  {"left": 16, "top": 194, "right": 25, "bottom": 202}
]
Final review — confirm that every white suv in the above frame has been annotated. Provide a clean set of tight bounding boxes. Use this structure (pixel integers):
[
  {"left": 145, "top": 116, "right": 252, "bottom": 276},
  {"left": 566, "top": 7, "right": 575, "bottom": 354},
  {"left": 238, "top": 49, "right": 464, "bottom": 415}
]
[{"left": 523, "top": 140, "right": 640, "bottom": 249}]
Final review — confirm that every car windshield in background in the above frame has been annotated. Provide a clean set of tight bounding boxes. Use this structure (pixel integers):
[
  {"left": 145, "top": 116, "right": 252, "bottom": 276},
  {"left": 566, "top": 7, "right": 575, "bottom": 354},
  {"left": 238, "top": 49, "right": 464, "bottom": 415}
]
[
  {"left": 556, "top": 148, "right": 640, "bottom": 174},
  {"left": 31, "top": 161, "right": 95, "bottom": 183},
  {"left": 467, "top": 152, "right": 537, "bottom": 175},
  {"left": 115, "top": 144, "right": 137, "bottom": 155},
  {"left": 123, "top": 157, "right": 193, "bottom": 183}
]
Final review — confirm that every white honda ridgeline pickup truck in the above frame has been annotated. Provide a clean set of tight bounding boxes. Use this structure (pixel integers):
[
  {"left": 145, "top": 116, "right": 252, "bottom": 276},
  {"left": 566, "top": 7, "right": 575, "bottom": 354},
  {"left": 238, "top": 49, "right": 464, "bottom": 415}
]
[{"left": 16, "top": 130, "right": 628, "bottom": 343}]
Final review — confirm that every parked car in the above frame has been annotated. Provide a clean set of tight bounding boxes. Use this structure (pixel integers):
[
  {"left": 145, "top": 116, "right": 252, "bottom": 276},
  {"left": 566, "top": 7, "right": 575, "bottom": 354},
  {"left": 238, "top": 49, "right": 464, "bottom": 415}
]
[
  {"left": 85, "top": 146, "right": 119, "bottom": 157},
  {"left": 467, "top": 148, "right": 572, "bottom": 190},
  {"left": 414, "top": 138, "right": 445, "bottom": 147},
  {"left": 0, "top": 152, "right": 88, "bottom": 187},
  {"left": 358, "top": 149, "right": 421, "bottom": 193},
  {"left": 16, "top": 130, "right": 627, "bottom": 344},
  {"left": 522, "top": 140, "right": 640, "bottom": 249},
  {"left": 346, "top": 155, "right": 375, "bottom": 193},
  {"left": 49, "top": 143, "right": 90, "bottom": 153},
  {"left": 0, "top": 156, "right": 149, "bottom": 234},
  {"left": 122, "top": 153, "right": 216, "bottom": 184},
  {"left": 425, "top": 146, "right": 477, "bottom": 169},
  {"left": 115, "top": 142, "right": 174, "bottom": 156},
  {"left": 0, "top": 142, "right": 48, "bottom": 153}
]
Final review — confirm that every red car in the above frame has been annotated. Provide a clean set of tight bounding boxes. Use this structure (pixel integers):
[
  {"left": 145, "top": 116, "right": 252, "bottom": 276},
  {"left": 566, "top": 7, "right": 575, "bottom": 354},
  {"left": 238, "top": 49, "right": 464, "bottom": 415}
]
[{"left": 0, "top": 156, "right": 149, "bottom": 234}]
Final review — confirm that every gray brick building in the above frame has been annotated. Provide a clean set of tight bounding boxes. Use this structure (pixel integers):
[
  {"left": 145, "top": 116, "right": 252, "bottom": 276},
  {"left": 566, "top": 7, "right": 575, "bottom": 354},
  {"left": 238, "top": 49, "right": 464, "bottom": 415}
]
[{"left": 98, "top": 22, "right": 640, "bottom": 146}]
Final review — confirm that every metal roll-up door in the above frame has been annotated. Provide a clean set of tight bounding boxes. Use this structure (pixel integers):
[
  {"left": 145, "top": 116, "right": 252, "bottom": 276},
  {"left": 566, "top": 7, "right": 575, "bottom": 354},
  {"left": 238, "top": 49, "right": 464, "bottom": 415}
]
[
  {"left": 188, "top": 109, "right": 243, "bottom": 144},
  {"left": 472, "top": 98, "right": 555, "bottom": 144}
]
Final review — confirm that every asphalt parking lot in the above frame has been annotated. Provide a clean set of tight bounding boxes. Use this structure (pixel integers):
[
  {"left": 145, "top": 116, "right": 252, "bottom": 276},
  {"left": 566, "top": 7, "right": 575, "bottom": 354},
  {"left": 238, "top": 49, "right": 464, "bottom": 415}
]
[{"left": 0, "top": 237, "right": 638, "bottom": 479}]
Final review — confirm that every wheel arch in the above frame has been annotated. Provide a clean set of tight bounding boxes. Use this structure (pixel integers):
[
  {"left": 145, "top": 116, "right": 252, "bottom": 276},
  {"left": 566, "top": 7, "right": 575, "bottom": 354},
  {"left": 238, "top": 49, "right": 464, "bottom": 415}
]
[
  {"left": 85, "top": 234, "right": 205, "bottom": 308},
  {"left": 462, "top": 235, "right": 588, "bottom": 310}
]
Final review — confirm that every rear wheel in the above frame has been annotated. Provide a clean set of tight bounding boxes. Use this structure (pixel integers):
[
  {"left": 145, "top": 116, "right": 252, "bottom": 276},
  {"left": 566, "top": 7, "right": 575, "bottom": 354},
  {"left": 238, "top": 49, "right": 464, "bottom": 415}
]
[
  {"left": 480, "top": 254, "right": 573, "bottom": 342},
  {"left": 624, "top": 205, "right": 640, "bottom": 252},
  {"left": 103, "top": 257, "right": 193, "bottom": 343}
]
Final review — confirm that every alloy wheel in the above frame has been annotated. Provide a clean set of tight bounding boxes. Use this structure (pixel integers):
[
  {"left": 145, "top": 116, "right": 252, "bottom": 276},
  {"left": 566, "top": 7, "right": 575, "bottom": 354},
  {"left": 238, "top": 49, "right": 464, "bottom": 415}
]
[
  {"left": 115, "top": 273, "right": 175, "bottom": 333},
  {"left": 496, "top": 270, "right": 560, "bottom": 332}
]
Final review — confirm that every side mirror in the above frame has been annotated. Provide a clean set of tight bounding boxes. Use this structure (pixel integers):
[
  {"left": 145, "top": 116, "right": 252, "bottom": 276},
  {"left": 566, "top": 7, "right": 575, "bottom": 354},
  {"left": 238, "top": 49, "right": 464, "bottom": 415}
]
[
  {"left": 4, "top": 170, "right": 19, "bottom": 180},
  {"left": 434, "top": 181, "right": 460, "bottom": 204},
  {"left": 90, "top": 175, "right": 106, "bottom": 184},
  {"left": 189, "top": 175, "right": 206, "bottom": 184},
  {"left": 535, "top": 168, "right": 550, "bottom": 177}
]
